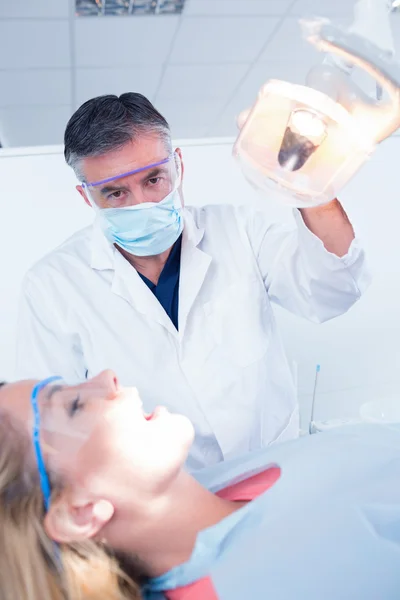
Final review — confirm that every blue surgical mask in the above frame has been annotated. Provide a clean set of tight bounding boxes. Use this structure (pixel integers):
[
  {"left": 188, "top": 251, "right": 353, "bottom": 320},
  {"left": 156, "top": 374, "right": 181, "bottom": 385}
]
[{"left": 96, "top": 186, "right": 183, "bottom": 257}]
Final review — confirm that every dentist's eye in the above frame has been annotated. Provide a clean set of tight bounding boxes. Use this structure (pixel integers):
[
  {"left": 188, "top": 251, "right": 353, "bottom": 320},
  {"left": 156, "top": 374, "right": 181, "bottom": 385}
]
[{"left": 147, "top": 177, "right": 161, "bottom": 186}]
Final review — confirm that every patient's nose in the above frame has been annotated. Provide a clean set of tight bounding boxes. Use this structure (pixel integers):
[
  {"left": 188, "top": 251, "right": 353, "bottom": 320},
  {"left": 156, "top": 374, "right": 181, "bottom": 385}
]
[{"left": 92, "top": 369, "right": 119, "bottom": 398}]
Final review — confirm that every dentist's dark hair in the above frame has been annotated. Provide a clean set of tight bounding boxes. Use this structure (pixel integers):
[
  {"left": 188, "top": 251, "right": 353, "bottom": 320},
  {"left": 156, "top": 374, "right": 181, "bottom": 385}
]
[{"left": 64, "top": 93, "right": 171, "bottom": 182}]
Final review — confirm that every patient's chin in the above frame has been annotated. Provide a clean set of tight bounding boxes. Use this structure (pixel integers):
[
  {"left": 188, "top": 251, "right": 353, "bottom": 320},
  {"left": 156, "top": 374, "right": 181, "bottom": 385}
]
[
  {"left": 160, "top": 413, "right": 195, "bottom": 470},
  {"left": 170, "top": 413, "right": 195, "bottom": 445}
]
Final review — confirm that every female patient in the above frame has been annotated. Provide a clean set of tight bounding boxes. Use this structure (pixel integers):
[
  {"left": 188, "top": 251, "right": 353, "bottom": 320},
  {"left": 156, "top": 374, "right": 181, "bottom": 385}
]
[{"left": 0, "top": 370, "right": 399, "bottom": 600}]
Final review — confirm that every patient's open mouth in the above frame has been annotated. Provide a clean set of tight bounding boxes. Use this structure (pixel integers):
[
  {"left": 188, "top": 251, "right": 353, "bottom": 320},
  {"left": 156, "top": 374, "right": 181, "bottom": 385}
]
[{"left": 144, "top": 406, "right": 167, "bottom": 421}]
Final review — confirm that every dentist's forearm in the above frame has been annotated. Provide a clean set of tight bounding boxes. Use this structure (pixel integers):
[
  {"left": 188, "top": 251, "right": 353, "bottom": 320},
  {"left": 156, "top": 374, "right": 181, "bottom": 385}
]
[{"left": 300, "top": 199, "right": 355, "bottom": 257}]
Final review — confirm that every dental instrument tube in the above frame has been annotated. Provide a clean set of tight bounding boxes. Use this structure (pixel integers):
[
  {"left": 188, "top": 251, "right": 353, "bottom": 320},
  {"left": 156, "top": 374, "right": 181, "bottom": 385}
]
[{"left": 309, "top": 364, "right": 320, "bottom": 435}]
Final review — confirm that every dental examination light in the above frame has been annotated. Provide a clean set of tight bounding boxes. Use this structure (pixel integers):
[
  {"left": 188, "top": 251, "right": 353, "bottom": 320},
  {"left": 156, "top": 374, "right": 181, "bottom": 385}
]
[{"left": 234, "top": 0, "right": 400, "bottom": 208}]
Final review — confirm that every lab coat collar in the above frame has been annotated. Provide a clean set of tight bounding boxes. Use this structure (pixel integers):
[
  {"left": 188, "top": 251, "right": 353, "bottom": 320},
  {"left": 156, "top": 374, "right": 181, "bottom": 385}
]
[
  {"left": 90, "top": 220, "right": 177, "bottom": 336},
  {"left": 178, "top": 209, "right": 211, "bottom": 337},
  {"left": 182, "top": 207, "right": 204, "bottom": 247},
  {"left": 90, "top": 218, "right": 115, "bottom": 271},
  {"left": 89, "top": 209, "right": 211, "bottom": 338}
]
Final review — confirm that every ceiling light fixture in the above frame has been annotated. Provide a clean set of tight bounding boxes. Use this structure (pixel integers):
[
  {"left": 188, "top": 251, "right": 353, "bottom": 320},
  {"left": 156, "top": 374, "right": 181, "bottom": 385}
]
[{"left": 75, "top": 0, "right": 186, "bottom": 17}]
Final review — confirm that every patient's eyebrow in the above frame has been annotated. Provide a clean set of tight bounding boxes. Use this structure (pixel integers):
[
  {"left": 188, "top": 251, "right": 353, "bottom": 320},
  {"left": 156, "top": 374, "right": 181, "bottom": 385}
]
[
  {"left": 41, "top": 384, "right": 65, "bottom": 418},
  {"left": 46, "top": 385, "right": 64, "bottom": 402}
]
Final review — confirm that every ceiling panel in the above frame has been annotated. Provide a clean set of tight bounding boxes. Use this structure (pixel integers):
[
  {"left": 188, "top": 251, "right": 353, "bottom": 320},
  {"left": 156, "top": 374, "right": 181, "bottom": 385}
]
[
  {"left": 0, "top": 0, "right": 69, "bottom": 19},
  {"left": 259, "top": 17, "right": 320, "bottom": 64},
  {"left": 0, "top": 69, "right": 71, "bottom": 107},
  {"left": 169, "top": 16, "right": 280, "bottom": 64},
  {"left": 0, "top": 105, "right": 71, "bottom": 147},
  {"left": 158, "top": 98, "right": 227, "bottom": 138},
  {"left": 0, "top": 20, "right": 70, "bottom": 69},
  {"left": 210, "top": 61, "right": 310, "bottom": 136},
  {"left": 290, "top": 0, "right": 357, "bottom": 17},
  {"left": 390, "top": 16, "right": 400, "bottom": 54},
  {"left": 184, "top": 0, "right": 293, "bottom": 17},
  {"left": 75, "top": 66, "right": 163, "bottom": 107},
  {"left": 211, "top": 113, "right": 240, "bottom": 137},
  {"left": 74, "top": 16, "right": 180, "bottom": 67},
  {"left": 155, "top": 63, "right": 249, "bottom": 102}
]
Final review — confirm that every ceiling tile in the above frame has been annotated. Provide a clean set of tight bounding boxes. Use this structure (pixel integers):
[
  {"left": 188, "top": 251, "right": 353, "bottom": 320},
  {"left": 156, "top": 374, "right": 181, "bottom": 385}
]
[
  {"left": 184, "top": 0, "right": 293, "bottom": 17},
  {"left": 261, "top": 10, "right": 400, "bottom": 78},
  {"left": 390, "top": 16, "right": 400, "bottom": 55},
  {"left": 290, "top": 0, "right": 357, "bottom": 17},
  {"left": 0, "top": 69, "right": 71, "bottom": 107},
  {"left": 210, "top": 117, "right": 237, "bottom": 138},
  {"left": 156, "top": 99, "right": 224, "bottom": 138},
  {"left": 0, "top": 105, "right": 72, "bottom": 147},
  {"left": 210, "top": 61, "right": 310, "bottom": 136},
  {"left": 169, "top": 16, "right": 280, "bottom": 64},
  {"left": 74, "top": 16, "right": 180, "bottom": 67},
  {"left": 259, "top": 17, "right": 319, "bottom": 63},
  {"left": 0, "top": 0, "right": 69, "bottom": 19},
  {"left": 155, "top": 63, "right": 249, "bottom": 102},
  {"left": 290, "top": 0, "right": 400, "bottom": 42},
  {"left": 75, "top": 66, "right": 163, "bottom": 107},
  {"left": 0, "top": 21, "right": 70, "bottom": 69}
]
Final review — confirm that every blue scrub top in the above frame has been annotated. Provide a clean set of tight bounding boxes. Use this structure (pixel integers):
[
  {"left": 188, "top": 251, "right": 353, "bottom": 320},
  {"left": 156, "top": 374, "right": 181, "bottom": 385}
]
[{"left": 138, "top": 235, "right": 182, "bottom": 330}]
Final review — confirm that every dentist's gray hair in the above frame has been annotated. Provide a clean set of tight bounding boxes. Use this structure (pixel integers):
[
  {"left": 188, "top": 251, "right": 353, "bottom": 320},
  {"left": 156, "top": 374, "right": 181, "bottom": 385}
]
[{"left": 64, "top": 92, "right": 172, "bottom": 182}]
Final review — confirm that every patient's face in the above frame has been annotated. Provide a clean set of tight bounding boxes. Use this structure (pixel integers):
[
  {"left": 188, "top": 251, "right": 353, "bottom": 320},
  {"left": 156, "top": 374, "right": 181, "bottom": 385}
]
[{"left": 0, "top": 371, "right": 195, "bottom": 503}]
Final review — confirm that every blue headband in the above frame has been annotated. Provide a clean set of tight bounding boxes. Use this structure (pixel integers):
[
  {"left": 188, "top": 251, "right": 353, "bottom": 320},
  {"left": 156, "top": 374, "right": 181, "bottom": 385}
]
[{"left": 31, "top": 376, "right": 62, "bottom": 511}]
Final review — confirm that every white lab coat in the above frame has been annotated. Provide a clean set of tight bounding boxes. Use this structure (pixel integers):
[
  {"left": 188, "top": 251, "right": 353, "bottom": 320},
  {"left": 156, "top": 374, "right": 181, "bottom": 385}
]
[{"left": 16, "top": 205, "right": 370, "bottom": 470}]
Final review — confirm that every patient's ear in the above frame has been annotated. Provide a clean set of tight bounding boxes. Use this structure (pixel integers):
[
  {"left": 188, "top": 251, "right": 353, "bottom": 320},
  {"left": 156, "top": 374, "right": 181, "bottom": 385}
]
[{"left": 44, "top": 491, "right": 115, "bottom": 543}]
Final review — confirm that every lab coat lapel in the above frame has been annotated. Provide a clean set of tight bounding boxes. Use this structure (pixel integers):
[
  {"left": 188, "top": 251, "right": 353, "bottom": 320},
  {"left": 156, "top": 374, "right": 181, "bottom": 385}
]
[
  {"left": 178, "top": 209, "right": 212, "bottom": 337},
  {"left": 90, "top": 222, "right": 178, "bottom": 337},
  {"left": 113, "top": 253, "right": 178, "bottom": 337}
]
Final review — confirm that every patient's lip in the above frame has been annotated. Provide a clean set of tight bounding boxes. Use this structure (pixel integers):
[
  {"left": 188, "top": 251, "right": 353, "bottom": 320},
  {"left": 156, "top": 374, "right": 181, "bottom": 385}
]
[{"left": 144, "top": 406, "right": 168, "bottom": 421}]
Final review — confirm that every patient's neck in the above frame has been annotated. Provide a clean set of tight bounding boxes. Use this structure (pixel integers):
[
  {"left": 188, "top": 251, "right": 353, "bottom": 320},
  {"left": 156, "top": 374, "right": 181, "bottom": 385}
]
[{"left": 111, "top": 471, "right": 244, "bottom": 578}]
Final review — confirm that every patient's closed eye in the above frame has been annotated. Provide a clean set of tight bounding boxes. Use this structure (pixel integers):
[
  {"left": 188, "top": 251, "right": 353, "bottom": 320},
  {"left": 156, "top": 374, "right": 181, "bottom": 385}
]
[{"left": 67, "top": 396, "right": 85, "bottom": 417}]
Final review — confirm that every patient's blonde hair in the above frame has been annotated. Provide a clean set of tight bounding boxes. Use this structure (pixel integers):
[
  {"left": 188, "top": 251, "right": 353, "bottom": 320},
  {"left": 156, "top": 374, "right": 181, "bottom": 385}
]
[{"left": 0, "top": 409, "right": 141, "bottom": 600}]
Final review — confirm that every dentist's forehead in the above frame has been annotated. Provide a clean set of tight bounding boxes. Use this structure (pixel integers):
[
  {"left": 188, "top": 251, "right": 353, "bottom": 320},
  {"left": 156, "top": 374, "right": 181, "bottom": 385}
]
[{"left": 81, "top": 135, "right": 170, "bottom": 184}]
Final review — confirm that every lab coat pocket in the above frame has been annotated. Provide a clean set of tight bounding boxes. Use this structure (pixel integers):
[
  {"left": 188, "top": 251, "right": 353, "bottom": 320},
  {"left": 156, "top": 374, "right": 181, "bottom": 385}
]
[{"left": 204, "top": 277, "right": 272, "bottom": 368}]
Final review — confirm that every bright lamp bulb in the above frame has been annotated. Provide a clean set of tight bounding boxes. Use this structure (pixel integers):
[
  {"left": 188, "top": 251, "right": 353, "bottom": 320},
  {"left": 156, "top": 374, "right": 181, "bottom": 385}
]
[
  {"left": 278, "top": 109, "right": 327, "bottom": 171},
  {"left": 290, "top": 109, "right": 327, "bottom": 142}
]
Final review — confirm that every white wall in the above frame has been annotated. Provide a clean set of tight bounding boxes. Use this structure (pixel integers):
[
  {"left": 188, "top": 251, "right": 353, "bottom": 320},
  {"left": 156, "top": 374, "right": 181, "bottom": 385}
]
[{"left": 1, "top": 137, "right": 400, "bottom": 428}]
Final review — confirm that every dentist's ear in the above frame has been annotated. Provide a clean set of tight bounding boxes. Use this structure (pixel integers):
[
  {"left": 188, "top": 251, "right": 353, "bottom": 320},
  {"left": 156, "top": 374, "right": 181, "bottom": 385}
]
[
  {"left": 76, "top": 185, "right": 92, "bottom": 208},
  {"left": 174, "top": 148, "right": 185, "bottom": 206},
  {"left": 44, "top": 491, "right": 114, "bottom": 544},
  {"left": 175, "top": 148, "right": 184, "bottom": 181}
]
